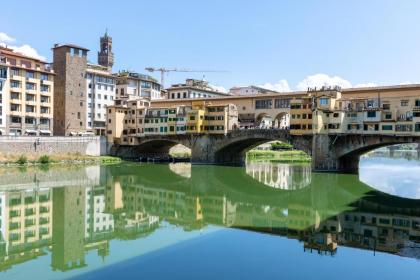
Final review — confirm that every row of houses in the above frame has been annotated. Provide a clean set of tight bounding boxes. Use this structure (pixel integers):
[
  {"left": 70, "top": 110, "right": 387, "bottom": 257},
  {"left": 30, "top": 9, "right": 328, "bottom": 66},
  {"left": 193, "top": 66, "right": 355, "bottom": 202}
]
[
  {"left": 106, "top": 99, "right": 239, "bottom": 145},
  {"left": 289, "top": 86, "right": 420, "bottom": 136}
]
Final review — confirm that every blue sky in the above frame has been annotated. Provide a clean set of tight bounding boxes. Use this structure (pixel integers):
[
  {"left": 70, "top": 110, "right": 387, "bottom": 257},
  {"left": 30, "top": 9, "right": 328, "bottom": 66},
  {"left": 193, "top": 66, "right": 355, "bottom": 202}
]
[{"left": 1, "top": 0, "right": 420, "bottom": 91}]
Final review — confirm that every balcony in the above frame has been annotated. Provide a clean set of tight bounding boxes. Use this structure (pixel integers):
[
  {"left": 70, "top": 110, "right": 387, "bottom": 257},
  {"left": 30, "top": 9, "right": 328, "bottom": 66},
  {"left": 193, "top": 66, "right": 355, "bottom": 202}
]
[
  {"left": 10, "top": 110, "right": 22, "bottom": 116},
  {"left": 25, "top": 208, "right": 35, "bottom": 216},
  {"left": 39, "top": 217, "right": 50, "bottom": 225},
  {"left": 9, "top": 222, "right": 21, "bottom": 230},
  {"left": 9, "top": 210, "right": 21, "bottom": 218},
  {"left": 25, "top": 112, "right": 37, "bottom": 118},
  {"left": 25, "top": 100, "right": 37, "bottom": 106},
  {"left": 10, "top": 98, "right": 22, "bottom": 104},
  {"left": 25, "top": 219, "right": 36, "bottom": 227}
]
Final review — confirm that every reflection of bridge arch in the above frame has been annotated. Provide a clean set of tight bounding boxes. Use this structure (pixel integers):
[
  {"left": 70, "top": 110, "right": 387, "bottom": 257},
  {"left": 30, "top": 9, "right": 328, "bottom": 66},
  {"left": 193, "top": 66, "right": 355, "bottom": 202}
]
[{"left": 245, "top": 161, "right": 311, "bottom": 190}]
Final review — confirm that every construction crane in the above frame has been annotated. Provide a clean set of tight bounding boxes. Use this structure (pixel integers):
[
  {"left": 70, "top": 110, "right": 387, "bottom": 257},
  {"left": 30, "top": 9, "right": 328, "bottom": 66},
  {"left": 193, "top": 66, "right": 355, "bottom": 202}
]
[{"left": 145, "top": 67, "right": 227, "bottom": 88}]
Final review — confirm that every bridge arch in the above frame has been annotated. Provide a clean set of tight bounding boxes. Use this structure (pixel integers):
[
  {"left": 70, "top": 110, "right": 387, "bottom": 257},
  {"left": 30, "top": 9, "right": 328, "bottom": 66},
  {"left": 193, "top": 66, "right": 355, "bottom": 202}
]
[
  {"left": 254, "top": 112, "right": 290, "bottom": 129},
  {"left": 113, "top": 138, "right": 191, "bottom": 160},
  {"left": 314, "top": 134, "right": 420, "bottom": 173},
  {"left": 274, "top": 112, "right": 289, "bottom": 129},
  {"left": 255, "top": 113, "right": 273, "bottom": 128},
  {"left": 196, "top": 129, "right": 312, "bottom": 165}
]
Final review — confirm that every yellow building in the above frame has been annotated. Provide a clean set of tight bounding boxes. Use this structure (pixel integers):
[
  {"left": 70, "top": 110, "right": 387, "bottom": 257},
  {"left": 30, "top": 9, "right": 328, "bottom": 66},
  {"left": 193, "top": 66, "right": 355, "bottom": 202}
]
[
  {"left": 186, "top": 101, "right": 206, "bottom": 134},
  {"left": 289, "top": 96, "right": 313, "bottom": 135},
  {"left": 203, "top": 104, "right": 238, "bottom": 134},
  {"left": 2, "top": 188, "right": 53, "bottom": 251},
  {"left": 106, "top": 98, "right": 239, "bottom": 145},
  {"left": 0, "top": 46, "right": 54, "bottom": 136}
]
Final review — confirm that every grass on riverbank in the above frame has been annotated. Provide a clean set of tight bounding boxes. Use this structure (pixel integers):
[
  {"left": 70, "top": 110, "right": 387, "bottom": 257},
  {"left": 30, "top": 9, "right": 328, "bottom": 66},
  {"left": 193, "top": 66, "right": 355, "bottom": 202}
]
[
  {"left": 169, "top": 151, "right": 191, "bottom": 158},
  {"left": 0, "top": 153, "right": 121, "bottom": 166},
  {"left": 247, "top": 149, "right": 311, "bottom": 163}
]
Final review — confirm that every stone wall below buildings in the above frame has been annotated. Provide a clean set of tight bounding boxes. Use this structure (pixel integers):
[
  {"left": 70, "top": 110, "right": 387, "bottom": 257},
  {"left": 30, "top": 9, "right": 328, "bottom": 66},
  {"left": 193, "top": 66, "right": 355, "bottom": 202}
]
[{"left": 0, "top": 136, "right": 107, "bottom": 156}]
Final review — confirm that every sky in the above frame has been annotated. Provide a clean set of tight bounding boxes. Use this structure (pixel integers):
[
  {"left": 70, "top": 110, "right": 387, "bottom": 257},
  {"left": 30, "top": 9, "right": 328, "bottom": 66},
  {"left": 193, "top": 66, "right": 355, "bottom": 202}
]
[{"left": 1, "top": 0, "right": 420, "bottom": 92}]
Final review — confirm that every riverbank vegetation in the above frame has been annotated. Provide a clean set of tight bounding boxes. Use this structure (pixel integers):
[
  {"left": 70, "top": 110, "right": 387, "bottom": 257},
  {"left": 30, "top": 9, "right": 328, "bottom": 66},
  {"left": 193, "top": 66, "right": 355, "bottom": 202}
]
[
  {"left": 246, "top": 141, "right": 311, "bottom": 162},
  {"left": 0, "top": 153, "right": 121, "bottom": 166},
  {"left": 247, "top": 150, "right": 311, "bottom": 162}
]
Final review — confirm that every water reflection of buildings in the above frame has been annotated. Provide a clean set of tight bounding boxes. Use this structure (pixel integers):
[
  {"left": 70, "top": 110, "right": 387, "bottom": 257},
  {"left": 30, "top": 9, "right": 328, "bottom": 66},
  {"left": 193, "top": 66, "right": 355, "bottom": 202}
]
[
  {"left": 2, "top": 164, "right": 420, "bottom": 272},
  {"left": 246, "top": 161, "right": 311, "bottom": 189}
]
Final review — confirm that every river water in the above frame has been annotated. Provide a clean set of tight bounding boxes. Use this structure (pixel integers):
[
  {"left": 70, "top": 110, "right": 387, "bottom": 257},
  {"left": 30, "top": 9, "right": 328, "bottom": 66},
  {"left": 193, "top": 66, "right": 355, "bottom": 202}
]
[{"left": 1, "top": 153, "right": 420, "bottom": 279}]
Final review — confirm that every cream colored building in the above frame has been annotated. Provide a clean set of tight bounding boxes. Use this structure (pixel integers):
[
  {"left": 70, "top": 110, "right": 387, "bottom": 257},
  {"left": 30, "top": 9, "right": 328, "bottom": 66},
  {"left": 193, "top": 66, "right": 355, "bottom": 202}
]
[
  {"left": 106, "top": 99, "right": 150, "bottom": 144},
  {"left": 0, "top": 188, "right": 53, "bottom": 254},
  {"left": 115, "top": 71, "right": 163, "bottom": 100},
  {"left": 290, "top": 85, "right": 420, "bottom": 136},
  {"left": 167, "top": 79, "right": 229, "bottom": 100},
  {"left": 0, "top": 46, "right": 54, "bottom": 136}
]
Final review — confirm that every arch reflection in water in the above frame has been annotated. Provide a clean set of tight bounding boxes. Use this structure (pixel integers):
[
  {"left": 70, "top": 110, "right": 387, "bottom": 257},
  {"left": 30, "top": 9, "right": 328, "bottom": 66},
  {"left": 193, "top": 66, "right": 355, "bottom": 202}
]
[
  {"left": 245, "top": 161, "right": 311, "bottom": 190},
  {"left": 0, "top": 163, "right": 420, "bottom": 275}
]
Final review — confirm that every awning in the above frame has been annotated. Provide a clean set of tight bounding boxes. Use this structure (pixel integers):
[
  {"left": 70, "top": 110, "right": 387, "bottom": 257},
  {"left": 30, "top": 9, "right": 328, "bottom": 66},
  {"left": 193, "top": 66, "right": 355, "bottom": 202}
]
[
  {"left": 69, "top": 131, "right": 77, "bottom": 136},
  {"left": 40, "top": 130, "right": 51, "bottom": 134},
  {"left": 25, "top": 129, "right": 37, "bottom": 134}
]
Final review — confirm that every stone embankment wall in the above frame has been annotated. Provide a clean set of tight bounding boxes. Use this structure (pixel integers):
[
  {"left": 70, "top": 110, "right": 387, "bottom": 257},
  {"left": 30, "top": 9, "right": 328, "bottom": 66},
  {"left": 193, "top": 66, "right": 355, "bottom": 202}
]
[{"left": 0, "top": 136, "right": 107, "bottom": 156}]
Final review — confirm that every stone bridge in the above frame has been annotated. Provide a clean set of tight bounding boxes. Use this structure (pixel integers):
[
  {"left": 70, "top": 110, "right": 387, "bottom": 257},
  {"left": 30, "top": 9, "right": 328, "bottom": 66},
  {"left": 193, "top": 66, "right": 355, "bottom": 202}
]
[{"left": 111, "top": 130, "right": 420, "bottom": 173}]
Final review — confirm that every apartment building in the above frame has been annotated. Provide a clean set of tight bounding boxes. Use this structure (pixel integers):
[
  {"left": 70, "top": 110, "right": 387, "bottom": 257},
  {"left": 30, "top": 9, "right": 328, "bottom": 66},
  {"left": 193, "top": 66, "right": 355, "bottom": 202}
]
[
  {"left": 0, "top": 46, "right": 54, "bottom": 136},
  {"left": 115, "top": 71, "right": 162, "bottom": 100},
  {"left": 106, "top": 99, "right": 238, "bottom": 145},
  {"left": 186, "top": 101, "right": 238, "bottom": 134},
  {"left": 0, "top": 188, "right": 53, "bottom": 255},
  {"left": 289, "top": 96, "right": 313, "bottom": 135},
  {"left": 167, "top": 79, "right": 230, "bottom": 100},
  {"left": 85, "top": 64, "right": 115, "bottom": 135},
  {"left": 289, "top": 85, "right": 420, "bottom": 136},
  {"left": 53, "top": 32, "right": 115, "bottom": 136},
  {"left": 106, "top": 99, "right": 150, "bottom": 144}
]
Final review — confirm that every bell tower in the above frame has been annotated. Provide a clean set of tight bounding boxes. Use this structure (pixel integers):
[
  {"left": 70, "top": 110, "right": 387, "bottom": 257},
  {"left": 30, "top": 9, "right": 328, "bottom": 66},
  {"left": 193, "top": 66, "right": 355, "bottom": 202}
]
[{"left": 98, "top": 30, "right": 114, "bottom": 72}]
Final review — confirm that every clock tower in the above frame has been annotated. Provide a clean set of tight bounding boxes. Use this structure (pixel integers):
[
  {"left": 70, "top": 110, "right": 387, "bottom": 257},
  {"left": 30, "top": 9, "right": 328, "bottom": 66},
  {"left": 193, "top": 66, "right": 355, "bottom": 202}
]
[{"left": 98, "top": 30, "right": 114, "bottom": 72}]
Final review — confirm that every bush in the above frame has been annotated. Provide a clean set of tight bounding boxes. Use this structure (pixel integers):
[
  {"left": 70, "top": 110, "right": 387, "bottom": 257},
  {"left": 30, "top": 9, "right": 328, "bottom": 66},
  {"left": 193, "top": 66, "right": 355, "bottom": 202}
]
[
  {"left": 271, "top": 141, "right": 293, "bottom": 150},
  {"left": 16, "top": 155, "right": 27, "bottom": 165},
  {"left": 38, "top": 155, "right": 50, "bottom": 164}
]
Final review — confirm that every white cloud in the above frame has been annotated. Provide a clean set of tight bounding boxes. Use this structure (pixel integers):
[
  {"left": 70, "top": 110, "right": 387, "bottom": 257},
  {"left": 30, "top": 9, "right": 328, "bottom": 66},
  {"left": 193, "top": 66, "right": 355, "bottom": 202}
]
[
  {"left": 259, "top": 79, "right": 291, "bottom": 92},
  {"left": 354, "top": 82, "right": 378, "bottom": 88},
  {"left": 0, "top": 31, "right": 45, "bottom": 61},
  {"left": 0, "top": 32, "right": 15, "bottom": 43},
  {"left": 209, "top": 84, "right": 227, "bottom": 93},
  {"left": 296, "top": 73, "right": 352, "bottom": 91},
  {"left": 398, "top": 81, "right": 413, "bottom": 85}
]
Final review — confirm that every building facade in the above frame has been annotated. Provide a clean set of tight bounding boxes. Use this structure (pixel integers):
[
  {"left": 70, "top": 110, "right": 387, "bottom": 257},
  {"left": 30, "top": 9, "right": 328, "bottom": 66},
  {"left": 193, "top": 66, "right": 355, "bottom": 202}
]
[
  {"left": 166, "top": 79, "right": 230, "bottom": 100},
  {"left": 85, "top": 64, "right": 115, "bottom": 135},
  {"left": 106, "top": 99, "right": 238, "bottom": 145},
  {"left": 289, "top": 85, "right": 420, "bottom": 136},
  {"left": 0, "top": 46, "right": 54, "bottom": 136},
  {"left": 115, "top": 71, "right": 162, "bottom": 101},
  {"left": 53, "top": 33, "right": 115, "bottom": 136}
]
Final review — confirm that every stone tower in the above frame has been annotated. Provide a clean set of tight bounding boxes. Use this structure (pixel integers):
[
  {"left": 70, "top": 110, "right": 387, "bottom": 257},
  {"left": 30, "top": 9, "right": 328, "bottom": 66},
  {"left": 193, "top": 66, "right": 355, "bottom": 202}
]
[
  {"left": 98, "top": 31, "right": 114, "bottom": 72},
  {"left": 52, "top": 44, "right": 89, "bottom": 136}
]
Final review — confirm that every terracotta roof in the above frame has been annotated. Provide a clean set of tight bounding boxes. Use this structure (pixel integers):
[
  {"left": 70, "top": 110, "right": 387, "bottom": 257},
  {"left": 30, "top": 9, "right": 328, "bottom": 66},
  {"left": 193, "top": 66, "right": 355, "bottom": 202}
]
[{"left": 0, "top": 46, "right": 47, "bottom": 63}]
